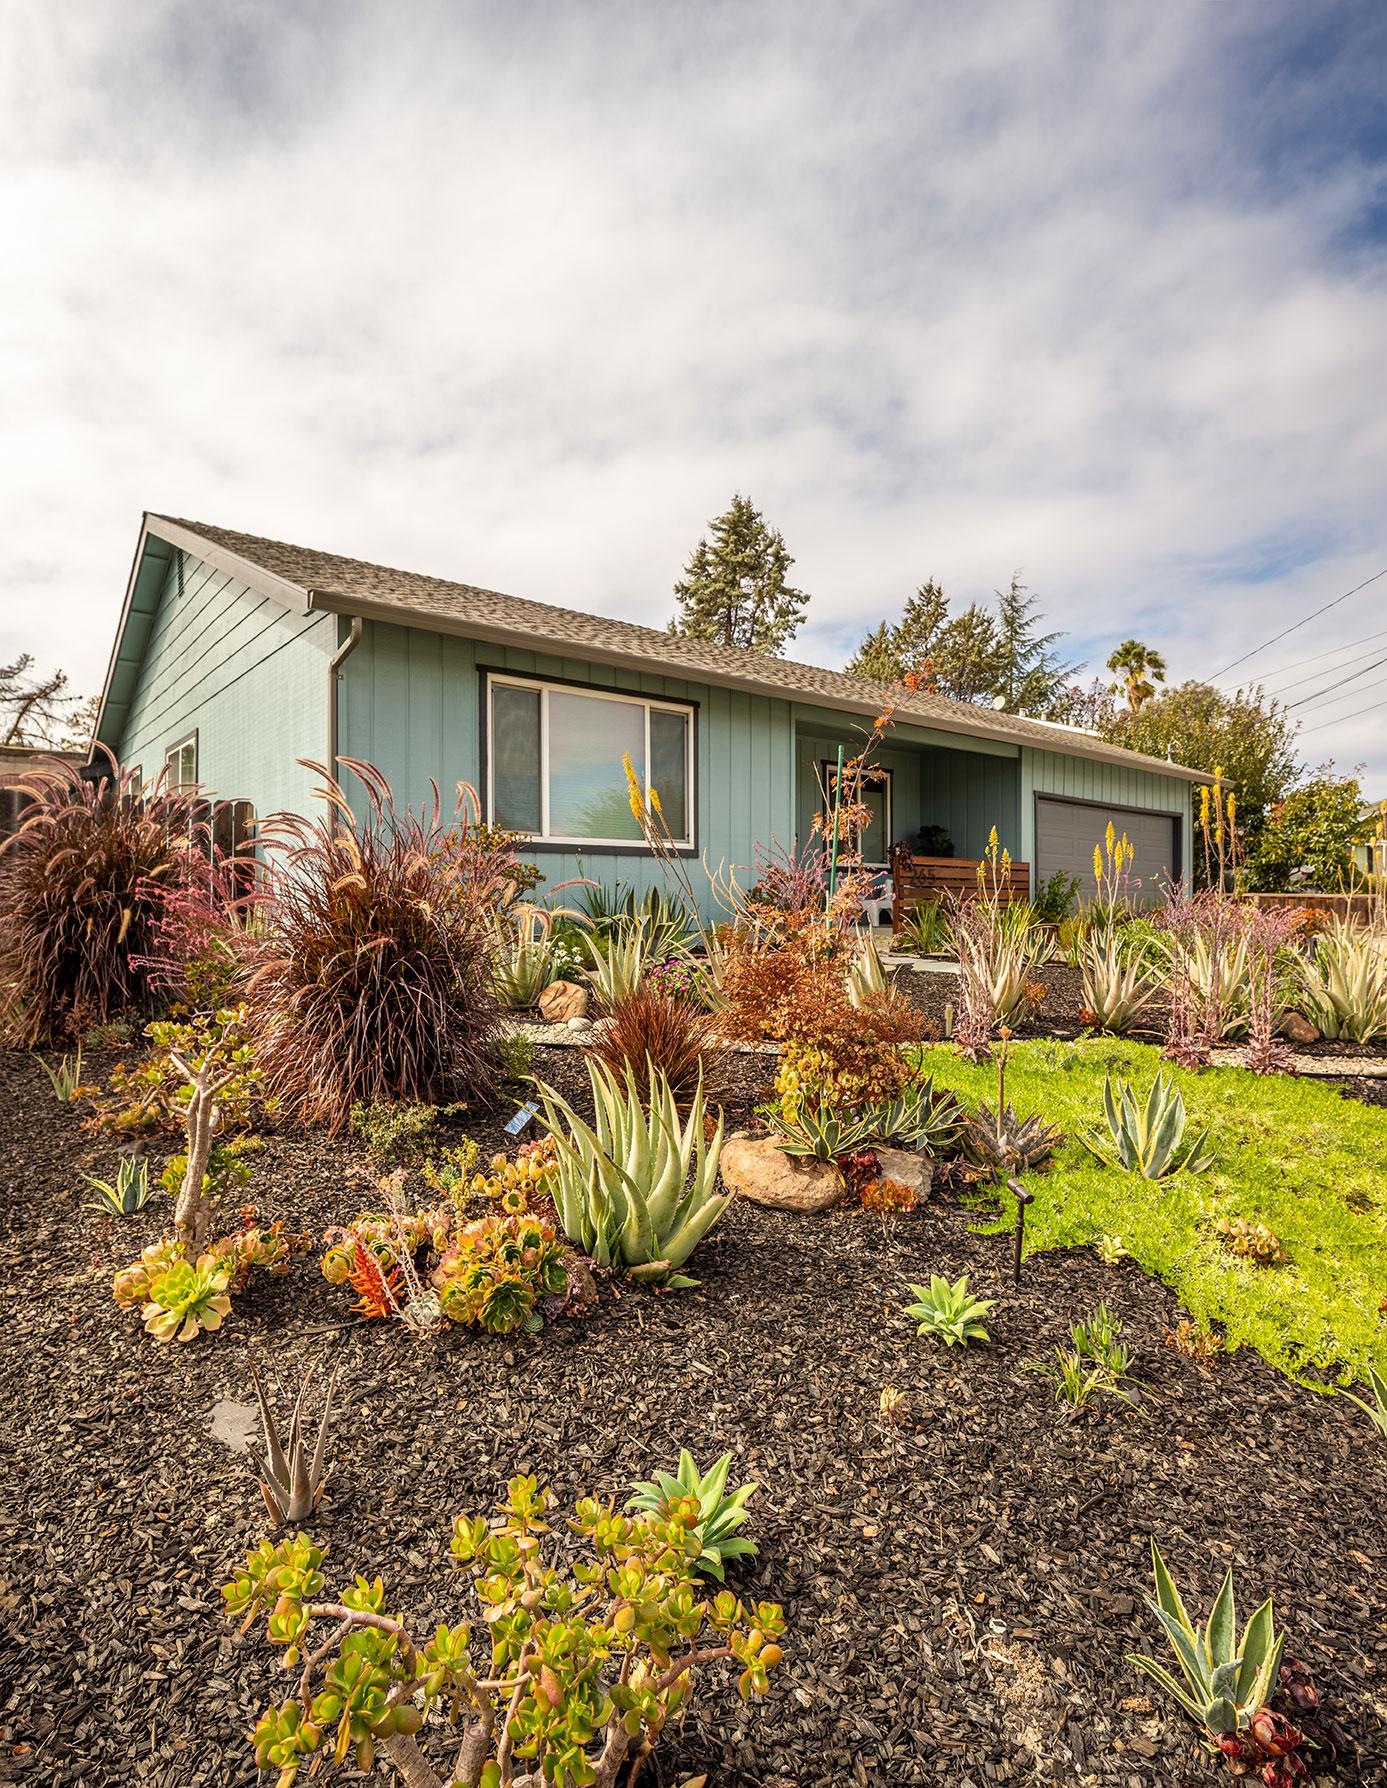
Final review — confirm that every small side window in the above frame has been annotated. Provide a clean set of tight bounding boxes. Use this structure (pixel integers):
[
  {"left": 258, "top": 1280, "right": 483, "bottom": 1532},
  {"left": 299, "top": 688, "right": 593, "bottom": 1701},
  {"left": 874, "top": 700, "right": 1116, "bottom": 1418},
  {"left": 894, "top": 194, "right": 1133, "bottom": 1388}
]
[{"left": 164, "top": 734, "right": 197, "bottom": 790}]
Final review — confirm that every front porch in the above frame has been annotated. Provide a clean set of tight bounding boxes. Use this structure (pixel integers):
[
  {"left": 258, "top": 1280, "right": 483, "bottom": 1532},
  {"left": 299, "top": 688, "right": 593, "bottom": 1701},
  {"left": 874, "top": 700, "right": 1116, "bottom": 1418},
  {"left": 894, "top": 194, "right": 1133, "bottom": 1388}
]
[{"left": 792, "top": 708, "right": 1025, "bottom": 891}]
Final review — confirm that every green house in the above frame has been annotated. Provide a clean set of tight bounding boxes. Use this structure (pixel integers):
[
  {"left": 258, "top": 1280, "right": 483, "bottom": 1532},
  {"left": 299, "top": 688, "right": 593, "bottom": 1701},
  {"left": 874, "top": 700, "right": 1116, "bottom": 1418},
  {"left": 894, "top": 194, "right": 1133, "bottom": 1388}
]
[{"left": 93, "top": 515, "right": 1204, "bottom": 909}]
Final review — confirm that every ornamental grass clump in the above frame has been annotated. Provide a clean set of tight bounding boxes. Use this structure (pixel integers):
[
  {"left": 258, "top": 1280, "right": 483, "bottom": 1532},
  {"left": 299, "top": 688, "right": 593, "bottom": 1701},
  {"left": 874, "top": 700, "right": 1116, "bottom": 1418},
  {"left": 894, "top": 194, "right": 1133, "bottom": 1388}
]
[
  {"left": 536, "top": 1059, "right": 730, "bottom": 1286},
  {"left": 225, "top": 1473, "right": 784, "bottom": 1788},
  {"left": 241, "top": 761, "right": 509, "bottom": 1130},
  {"left": 0, "top": 751, "right": 206, "bottom": 1045},
  {"left": 592, "top": 985, "right": 723, "bottom": 1108}
]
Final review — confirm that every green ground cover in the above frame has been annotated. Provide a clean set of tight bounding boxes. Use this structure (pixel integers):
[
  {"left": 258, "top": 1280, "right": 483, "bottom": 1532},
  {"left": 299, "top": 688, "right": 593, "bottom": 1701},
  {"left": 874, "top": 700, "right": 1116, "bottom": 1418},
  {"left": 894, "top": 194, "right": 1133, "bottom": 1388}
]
[{"left": 917, "top": 1038, "right": 1387, "bottom": 1390}]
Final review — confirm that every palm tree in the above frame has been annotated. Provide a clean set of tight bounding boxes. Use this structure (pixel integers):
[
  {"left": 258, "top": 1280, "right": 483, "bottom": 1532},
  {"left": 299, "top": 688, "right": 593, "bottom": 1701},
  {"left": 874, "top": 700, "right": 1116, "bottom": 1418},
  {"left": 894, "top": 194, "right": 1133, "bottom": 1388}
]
[{"left": 1106, "top": 639, "right": 1167, "bottom": 712}]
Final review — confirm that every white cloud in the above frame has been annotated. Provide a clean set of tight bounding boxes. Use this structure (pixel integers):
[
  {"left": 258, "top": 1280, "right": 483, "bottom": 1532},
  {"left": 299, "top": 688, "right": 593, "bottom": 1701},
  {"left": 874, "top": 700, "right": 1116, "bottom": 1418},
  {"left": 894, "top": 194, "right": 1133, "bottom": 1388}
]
[{"left": 2, "top": 0, "right": 1385, "bottom": 781}]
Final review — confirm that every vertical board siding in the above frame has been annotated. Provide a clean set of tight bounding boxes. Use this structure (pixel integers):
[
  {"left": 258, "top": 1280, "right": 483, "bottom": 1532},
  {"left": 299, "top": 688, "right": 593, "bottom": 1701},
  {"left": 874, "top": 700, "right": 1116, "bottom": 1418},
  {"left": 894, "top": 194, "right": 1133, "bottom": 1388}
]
[
  {"left": 337, "top": 622, "right": 797, "bottom": 913},
  {"left": 1020, "top": 747, "right": 1192, "bottom": 889},
  {"left": 116, "top": 551, "right": 331, "bottom": 819}
]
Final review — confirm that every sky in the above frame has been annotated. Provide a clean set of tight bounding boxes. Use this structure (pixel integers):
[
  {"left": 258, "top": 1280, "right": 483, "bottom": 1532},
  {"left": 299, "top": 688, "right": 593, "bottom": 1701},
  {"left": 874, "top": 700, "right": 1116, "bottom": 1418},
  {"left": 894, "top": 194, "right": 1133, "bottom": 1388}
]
[{"left": 3, "top": 0, "right": 1386, "bottom": 782}]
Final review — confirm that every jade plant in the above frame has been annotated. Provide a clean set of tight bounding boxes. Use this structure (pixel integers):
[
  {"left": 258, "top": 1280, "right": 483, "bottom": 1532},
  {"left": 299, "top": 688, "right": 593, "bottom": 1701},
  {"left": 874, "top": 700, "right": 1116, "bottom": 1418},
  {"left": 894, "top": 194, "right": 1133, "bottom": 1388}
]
[{"left": 224, "top": 1473, "right": 785, "bottom": 1788}]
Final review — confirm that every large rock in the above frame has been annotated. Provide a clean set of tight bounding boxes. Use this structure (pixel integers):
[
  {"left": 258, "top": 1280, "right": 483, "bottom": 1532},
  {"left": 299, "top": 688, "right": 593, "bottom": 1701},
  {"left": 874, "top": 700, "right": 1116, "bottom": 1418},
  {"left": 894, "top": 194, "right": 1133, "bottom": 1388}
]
[
  {"left": 719, "top": 1133, "right": 845, "bottom": 1212},
  {"left": 873, "top": 1148, "right": 934, "bottom": 1202},
  {"left": 539, "top": 979, "right": 590, "bottom": 1023},
  {"left": 1279, "top": 1010, "right": 1320, "bottom": 1046}
]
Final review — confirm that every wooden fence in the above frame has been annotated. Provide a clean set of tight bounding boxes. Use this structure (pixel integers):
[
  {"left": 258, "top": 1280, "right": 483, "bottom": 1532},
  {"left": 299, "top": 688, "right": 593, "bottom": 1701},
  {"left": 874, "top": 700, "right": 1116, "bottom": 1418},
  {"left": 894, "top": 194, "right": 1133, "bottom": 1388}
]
[
  {"left": 1246, "top": 890, "right": 1381, "bottom": 924},
  {"left": 890, "top": 854, "right": 1031, "bottom": 931}
]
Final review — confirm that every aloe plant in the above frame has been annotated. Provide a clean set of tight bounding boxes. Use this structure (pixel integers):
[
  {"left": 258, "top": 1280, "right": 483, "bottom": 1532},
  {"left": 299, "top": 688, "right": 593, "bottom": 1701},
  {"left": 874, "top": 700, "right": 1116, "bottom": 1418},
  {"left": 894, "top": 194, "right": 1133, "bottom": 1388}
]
[
  {"left": 627, "top": 1450, "right": 758, "bottom": 1580},
  {"left": 247, "top": 1354, "right": 340, "bottom": 1528},
  {"left": 1296, "top": 917, "right": 1387, "bottom": 1042},
  {"left": 535, "top": 1059, "right": 729, "bottom": 1286},
  {"left": 1077, "top": 931, "right": 1158, "bottom": 1033},
  {"left": 845, "top": 933, "right": 888, "bottom": 1008},
  {"left": 490, "top": 905, "right": 561, "bottom": 1008},
  {"left": 38, "top": 1047, "right": 84, "bottom": 1102},
  {"left": 1081, "top": 1069, "right": 1214, "bottom": 1178},
  {"left": 1129, "top": 1542, "right": 1286, "bottom": 1752},
  {"left": 586, "top": 923, "right": 652, "bottom": 1010}
]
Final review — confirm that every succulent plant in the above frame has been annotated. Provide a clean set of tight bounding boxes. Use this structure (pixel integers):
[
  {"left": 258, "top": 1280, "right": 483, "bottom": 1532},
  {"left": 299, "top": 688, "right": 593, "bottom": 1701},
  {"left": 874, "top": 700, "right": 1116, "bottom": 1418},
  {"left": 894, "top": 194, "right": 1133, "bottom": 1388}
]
[
  {"left": 247, "top": 1354, "right": 340, "bottom": 1529},
  {"left": 585, "top": 921, "right": 652, "bottom": 1010},
  {"left": 1129, "top": 1542, "right": 1293, "bottom": 1769},
  {"left": 1216, "top": 1215, "right": 1288, "bottom": 1266},
  {"left": 1080, "top": 1069, "right": 1214, "bottom": 1179},
  {"left": 845, "top": 933, "right": 889, "bottom": 1008},
  {"left": 82, "top": 1155, "right": 152, "bottom": 1216},
  {"left": 902, "top": 1274, "right": 995, "bottom": 1346},
  {"left": 961, "top": 1099, "right": 1061, "bottom": 1178},
  {"left": 1029, "top": 1301, "right": 1142, "bottom": 1408},
  {"left": 1295, "top": 916, "right": 1387, "bottom": 1043},
  {"left": 38, "top": 1047, "right": 85, "bottom": 1102},
  {"left": 140, "top": 1251, "right": 233, "bottom": 1342},
  {"left": 627, "top": 1450, "right": 759, "bottom": 1581},
  {"left": 431, "top": 1211, "right": 567, "bottom": 1334},
  {"left": 759, "top": 1095, "right": 879, "bottom": 1162},
  {"left": 867, "top": 1076, "right": 966, "bottom": 1154},
  {"left": 536, "top": 1059, "right": 730, "bottom": 1286},
  {"left": 1343, "top": 1362, "right": 1387, "bottom": 1440}
]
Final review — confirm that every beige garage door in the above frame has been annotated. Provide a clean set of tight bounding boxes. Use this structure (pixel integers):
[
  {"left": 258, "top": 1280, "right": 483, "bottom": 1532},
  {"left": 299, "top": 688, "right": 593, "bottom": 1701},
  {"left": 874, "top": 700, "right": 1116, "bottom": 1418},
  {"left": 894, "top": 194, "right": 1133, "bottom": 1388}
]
[{"left": 1035, "top": 798, "right": 1178, "bottom": 906}]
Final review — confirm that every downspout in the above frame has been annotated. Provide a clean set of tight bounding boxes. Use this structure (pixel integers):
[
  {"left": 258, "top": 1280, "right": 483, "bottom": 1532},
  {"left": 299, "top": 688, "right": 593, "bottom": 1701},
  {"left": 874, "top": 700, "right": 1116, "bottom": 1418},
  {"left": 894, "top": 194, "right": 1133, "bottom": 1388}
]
[{"left": 326, "top": 614, "right": 363, "bottom": 825}]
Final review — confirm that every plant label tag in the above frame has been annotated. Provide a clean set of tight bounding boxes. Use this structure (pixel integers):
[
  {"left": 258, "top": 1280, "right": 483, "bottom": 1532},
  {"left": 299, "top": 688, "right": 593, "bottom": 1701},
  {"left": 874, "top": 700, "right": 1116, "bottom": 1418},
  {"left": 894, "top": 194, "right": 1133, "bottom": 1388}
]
[{"left": 505, "top": 1101, "right": 540, "bottom": 1136}]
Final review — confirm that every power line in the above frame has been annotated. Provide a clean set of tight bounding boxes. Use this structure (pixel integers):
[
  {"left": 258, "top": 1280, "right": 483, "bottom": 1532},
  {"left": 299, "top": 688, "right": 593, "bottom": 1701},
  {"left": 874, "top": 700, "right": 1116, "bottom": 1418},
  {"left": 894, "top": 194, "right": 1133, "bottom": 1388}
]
[
  {"left": 1300, "top": 691, "right": 1387, "bottom": 735},
  {"left": 1287, "top": 650, "right": 1387, "bottom": 712},
  {"left": 1259, "top": 625, "right": 1387, "bottom": 693},
  {"left": 1212, "top": 564, "right": 1387, "bottom": 680}
]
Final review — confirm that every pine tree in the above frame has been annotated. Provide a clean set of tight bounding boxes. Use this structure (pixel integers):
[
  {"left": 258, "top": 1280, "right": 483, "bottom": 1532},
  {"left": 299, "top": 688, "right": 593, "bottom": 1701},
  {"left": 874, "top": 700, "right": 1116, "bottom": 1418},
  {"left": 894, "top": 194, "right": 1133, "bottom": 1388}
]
[
  {"left": 669, "top": 494, "right": 808, "bottom": 655},
  {"left": 991, "top": 574, "right": 1076, "bottom": 714},
  {"left": 843, "top": 620, "right": 901, "bottom": 680}
]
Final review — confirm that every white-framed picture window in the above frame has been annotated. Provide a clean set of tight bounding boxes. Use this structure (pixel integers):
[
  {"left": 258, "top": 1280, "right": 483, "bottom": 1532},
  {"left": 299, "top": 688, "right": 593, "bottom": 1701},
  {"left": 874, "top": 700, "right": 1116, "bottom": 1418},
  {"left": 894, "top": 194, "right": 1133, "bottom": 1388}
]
[
  {"left": 164, "top": 733, "right": 197, "bottom": 790},
  {"left": 487, "top": 674, "right": 694, "bottom": 848}
]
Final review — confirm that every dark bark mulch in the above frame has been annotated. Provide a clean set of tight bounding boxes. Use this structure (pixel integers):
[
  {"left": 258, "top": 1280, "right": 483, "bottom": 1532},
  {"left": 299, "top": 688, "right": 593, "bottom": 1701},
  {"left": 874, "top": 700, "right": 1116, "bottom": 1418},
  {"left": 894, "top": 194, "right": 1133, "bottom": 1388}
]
[{"left": 3, "top": 1046, "right": 1384, "bottom": 1787}]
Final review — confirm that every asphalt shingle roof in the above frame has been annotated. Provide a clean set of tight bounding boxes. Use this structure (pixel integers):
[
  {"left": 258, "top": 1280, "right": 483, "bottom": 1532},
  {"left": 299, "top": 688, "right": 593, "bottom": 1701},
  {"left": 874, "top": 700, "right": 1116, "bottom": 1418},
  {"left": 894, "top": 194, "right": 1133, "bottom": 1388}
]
[{"left": 150, "top": 515, "right": 1207, "bottom": 782}]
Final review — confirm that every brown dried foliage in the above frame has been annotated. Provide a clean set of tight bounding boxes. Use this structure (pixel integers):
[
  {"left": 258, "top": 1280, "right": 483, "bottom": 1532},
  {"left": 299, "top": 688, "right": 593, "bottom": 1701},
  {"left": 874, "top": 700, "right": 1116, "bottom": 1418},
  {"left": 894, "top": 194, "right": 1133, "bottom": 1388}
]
[{"left": 593, "top": 987, "right": 724, "bottom": 1107}]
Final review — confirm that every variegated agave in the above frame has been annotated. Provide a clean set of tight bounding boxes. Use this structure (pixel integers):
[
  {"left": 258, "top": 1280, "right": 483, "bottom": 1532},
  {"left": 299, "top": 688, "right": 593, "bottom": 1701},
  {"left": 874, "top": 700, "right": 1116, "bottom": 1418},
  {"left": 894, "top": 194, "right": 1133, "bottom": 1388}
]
[
  {"left": 1076, "top": 931, "right": 1158, "bottom": 1034},
  {"left": 1081, "top": 1069, "right": 1214, "bottom": 1178},
  {"left": 1129, "top": 1542, "right": 1286, "bottom": 1754},
  {"left": 536, "top": 1058, "right": 729, "bottom": 1286}
]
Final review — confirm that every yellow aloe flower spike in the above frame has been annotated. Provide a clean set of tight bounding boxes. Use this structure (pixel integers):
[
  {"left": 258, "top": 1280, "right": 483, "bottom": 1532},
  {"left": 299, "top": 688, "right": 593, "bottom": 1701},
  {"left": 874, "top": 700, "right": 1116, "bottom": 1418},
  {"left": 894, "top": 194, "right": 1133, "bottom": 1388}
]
[
  {"left": 1093, "top": 843, "right": 1103, "bottom": 882},
  {"left": 988, "top": 825, "right": 999, "bottom": 848},
  {"left": 649, "top": 786, "right": 663, "bottom": 817},
  {"left": 1105, "top": 820, "right": 1116, "bottom": 859}
]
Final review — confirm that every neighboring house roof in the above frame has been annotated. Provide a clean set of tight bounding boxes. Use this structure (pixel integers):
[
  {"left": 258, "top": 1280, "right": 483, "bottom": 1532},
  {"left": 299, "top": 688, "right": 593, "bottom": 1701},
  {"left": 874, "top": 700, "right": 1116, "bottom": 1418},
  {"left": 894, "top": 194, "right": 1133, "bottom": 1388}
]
[{"left": 106, "top": 513, "right": 1209, "bottom": 783}]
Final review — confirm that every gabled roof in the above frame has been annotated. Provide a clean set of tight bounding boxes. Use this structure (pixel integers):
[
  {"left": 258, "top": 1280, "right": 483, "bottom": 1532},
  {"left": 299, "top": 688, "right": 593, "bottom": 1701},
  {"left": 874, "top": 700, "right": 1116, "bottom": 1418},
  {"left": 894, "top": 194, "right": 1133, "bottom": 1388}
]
[{"left": 104, "top": 513, "right": 1208, "bottom": 782}]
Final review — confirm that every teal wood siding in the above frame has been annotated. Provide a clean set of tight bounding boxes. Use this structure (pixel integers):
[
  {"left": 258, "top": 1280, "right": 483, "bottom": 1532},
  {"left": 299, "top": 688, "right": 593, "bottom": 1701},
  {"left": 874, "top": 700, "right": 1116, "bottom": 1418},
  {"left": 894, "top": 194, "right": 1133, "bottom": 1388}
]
[
  {"left": 1019, "top": 747, "right": 1191, "bottom": 889},
  {"left": 115, "top": 551, "right": 332, "bottom": 818},
  {"left": 336, "top": 620, "right": 797, "bottom": 911},
  {"left": 793, "top": 708, "right": 1021, "bottom": 863}
]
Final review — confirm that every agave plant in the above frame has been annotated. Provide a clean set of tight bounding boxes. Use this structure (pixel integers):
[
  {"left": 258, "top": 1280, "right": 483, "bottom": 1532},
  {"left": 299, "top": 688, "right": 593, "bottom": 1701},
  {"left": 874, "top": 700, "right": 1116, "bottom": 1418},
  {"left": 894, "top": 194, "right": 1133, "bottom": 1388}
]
[
  {"left": 1081, "top": 1069, "right": 1215, "bottom": 1178},
  {"left": 247, "top": 1354, "right": 340, "bottom": 1528},
  {"left": 82, "top": 1155, "right": 152, "bottom": 1216},
  {"left": 759, "top": 1096, "right": 879, "bottom": 1162},
  {"left": 897, "top": 897, "right": 951, "bottom": 956},
  {"left": 627, "top": 1450, "right": 758, "bottom": 1580},
  {"left": 1076, "top": 931, "right": 1158, "bottom": 1034},
  {"left": 140, "top": 1251, "right": 233, "bottom": 1343},
  {"left": 1344, "top": 1362, "right": 1387, "bottom": 1440},
  {"left": 1129, "top": 1542, "right": 1290, "bottom": 1767},
  {"left": 1296, "top": 917, "right": 1387, "bottom": 1043},
  {"left": 902, "top": 1274, "right": 994, "bottom": 1346},
  {"left": 536, "top": 1059, "right": 730, "bottom": 1286},
  {"left": 867, "top": 1076, "right": 966, "bottom": 1154},
  {"left": 491, "top": 905, "right": 565, "bottom": 1008}
]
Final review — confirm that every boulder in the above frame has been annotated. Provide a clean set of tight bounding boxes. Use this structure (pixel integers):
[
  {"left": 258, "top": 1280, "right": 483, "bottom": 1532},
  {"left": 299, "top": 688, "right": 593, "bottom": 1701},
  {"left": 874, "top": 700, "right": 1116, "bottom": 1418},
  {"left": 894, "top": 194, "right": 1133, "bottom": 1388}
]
[
  {"left": 1279, "top": 1010, "right": 1320, "bottom": 1046},
  {"left": 873, "top": 1147, "right": 934, "bottom": 1202},
  {"left": 719, "top": 1133, "right": 845, "bottom": 1213},
  {"left": 539, "top": 980, "right": 589, "bottom": 1023}
]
